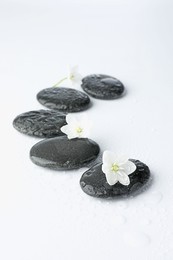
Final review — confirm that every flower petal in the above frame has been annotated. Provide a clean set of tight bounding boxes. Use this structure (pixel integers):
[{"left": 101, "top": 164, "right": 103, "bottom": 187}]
[
  {"left": 105, "top": 173, "right": 118, "bottom": 186},
  {"left": 68, "top": 133, "right": 78, "bottom": 139},
  {"left": 74, "top": 72, "right": 82, "bottom": 79},
  {"left": 79, "top": 130, "right": 87, "bottom": 138},
  {"left": 106, "top": 173, "right": 118, "bottom": 186},
  {"left": 102, "top": 151, "right": 117, "bottom": 166},
  {"left": 120, "top": 160, "right": 136, "bottom": 175},
  {"left": 60, "top": 125, "right": 70, "bottom": 135},
  {"left": 80, "top": 120, "right": 91, "bottom": 138},
  {"left": 102, "top": 164, "right": 118, "bottom": 186},
  {"left": 71, "top": 79, "right": 82, "bottom": 85},
  {"left": 72, "top": 75, "right": 82, "bottom": 85},
  {"left": 81, "top": 117, "right": 92, "bottom": 131},
  {"left": 62, "top": 114, "right": 90, "bottom": 139},
  {"left": 69, "top": 65, "right": 78, "bottom": 74},
  {"left": 117, "top": 171, "right": 130, "bottom": 186},
  {"left": 102, "top": 164, "right": 112, "bottom": 175},
  {"left": 65, "top": 114, "right": 77, "bottom": 125},
  {"left": 60, "top": 125, "right": 77, "bottom": 139},
  {"left": 116, "top": 155, "right": 129, "bottom": 165}
]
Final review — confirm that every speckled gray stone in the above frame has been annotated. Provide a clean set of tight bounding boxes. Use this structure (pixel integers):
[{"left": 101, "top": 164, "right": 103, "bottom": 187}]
[
  {"left": 13, "top": 110, "right": 66, "bottom": 138},
  {"left": 30, "top": 136, "right": 100, "bottom": 170},
  {"left": 81, "top": 74, "right": 125, "bottom": 99},
  {"left": 80, "top": 160, "right": 150, "bottom": 198},
  {"left": 37, "top": 87, "right": 90, "bottom": 112}
]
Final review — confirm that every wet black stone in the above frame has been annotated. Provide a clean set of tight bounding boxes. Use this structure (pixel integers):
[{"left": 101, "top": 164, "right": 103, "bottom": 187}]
[
  {"left": 13, "top": 110, "right": 66, "bottom": 138},
  {"left": 80, "top": 160, "right": 150, "bottom": 198},
  {"left": 81, "top": 74, "right": 125, "bottom": 99},
  {"left": 37, "top": 87, "right": 90, "bottom": 112},
  {"left": 30, "top": 136, "right": 100, "bottom": 170}
]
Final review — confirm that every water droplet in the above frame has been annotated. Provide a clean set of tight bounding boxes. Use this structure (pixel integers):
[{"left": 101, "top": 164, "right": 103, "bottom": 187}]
[
  {"left": 116, "top": 201, "right": 128, "bottom": 209},
  {"left": 123, "top": 231, "right": 150, "bottom": 247}
]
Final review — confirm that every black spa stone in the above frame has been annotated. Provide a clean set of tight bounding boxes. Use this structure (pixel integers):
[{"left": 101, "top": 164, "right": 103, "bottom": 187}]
[
  {"left": 81, "top": 74, "right": 125, "bottom": 99},
  {"left": 30, "top": 136, "right": 100, "bottom": 170},
  {"left": 37, "top": 87, "right": 90, "bottom": 112},
  {"left": 80, "top": 160, "right": 150, "bottom": 198},
  {"left": 13, "top": 110, "right": 66, "bottom": 138}
]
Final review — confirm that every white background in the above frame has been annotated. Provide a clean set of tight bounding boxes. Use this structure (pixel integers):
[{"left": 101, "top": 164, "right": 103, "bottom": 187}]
[{"left": 0, "top": 0, "right": 173, "bottom": 259}]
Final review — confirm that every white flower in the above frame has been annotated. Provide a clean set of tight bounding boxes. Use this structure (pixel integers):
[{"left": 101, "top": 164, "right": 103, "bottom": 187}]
[
  {"left": 53, "top": 65, "right": 82, "bottom": 87},
  {"left": 67, "top": 65, "right": 82, "bottom": 86},
  {"left": 60, "top": 114, "right": 91, "bottom": 139},
  {"left": 102, "top": 151, "right": 136, "bottom": 186}
]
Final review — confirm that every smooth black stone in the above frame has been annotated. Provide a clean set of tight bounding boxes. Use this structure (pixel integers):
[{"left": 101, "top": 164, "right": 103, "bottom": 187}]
[
  {"left": 80, "top": 160, "right": 150, "bottom": 198},
  {"left": 81, "top": 74, "right": 125, "bottom": 99},
  {"left": 37, "top": 87, "right": 90, "bottom": 112},
  {"left": 30, "top": 136, "right": 100, "bottom": 170},
  {"left": 13, "top": 110, "right": 66, "bottom": 138}
]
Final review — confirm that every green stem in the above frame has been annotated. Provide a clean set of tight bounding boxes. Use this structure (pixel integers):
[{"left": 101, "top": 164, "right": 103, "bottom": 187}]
[{"left": 53, "top": 76, "right": 68, "bottom": 87}]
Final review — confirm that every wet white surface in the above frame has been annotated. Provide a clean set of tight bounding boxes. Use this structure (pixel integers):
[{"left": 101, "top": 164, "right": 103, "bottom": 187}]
[{"left": 0, "top": 0, "right": 173, "bottom": 259}]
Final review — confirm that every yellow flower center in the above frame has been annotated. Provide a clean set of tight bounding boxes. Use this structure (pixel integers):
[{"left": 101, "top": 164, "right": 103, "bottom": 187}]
[
  {"left": 70, "top": 73, "right": 74, "bottom": 80},
  {"left": 111, "top": 163, "right": 119, "bottom": 172},
  {"left": 76, "top": 127, "right": 83, "bottom": 134}
]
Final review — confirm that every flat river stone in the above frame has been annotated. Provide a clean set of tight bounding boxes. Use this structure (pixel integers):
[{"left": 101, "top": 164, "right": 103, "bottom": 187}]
[
  {"left": 30, "top": 136, "right": 100, "bottom": 170},
  {"left": 13, "top": 110, "right": 66, "bottom": 138},
  {"left": 81, "top": 74, "right": 125, "bottom": 99},
  {"left": 37, "top": 87, "right": 90, "bottom": 112},
  {"left": 80, "top": 160, "right": 150, "bottom": 198}
]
